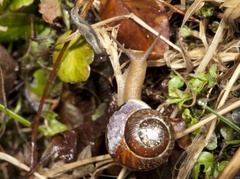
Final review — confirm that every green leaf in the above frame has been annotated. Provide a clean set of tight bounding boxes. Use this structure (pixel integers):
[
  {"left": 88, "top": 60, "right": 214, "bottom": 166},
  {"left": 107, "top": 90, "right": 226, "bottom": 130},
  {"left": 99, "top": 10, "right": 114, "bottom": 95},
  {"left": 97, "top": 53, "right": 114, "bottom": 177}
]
[
  {"left": 220, "top": 126, "right": 233, "bottom": 140},
  {"left": 44, "top": 111, "right": 68, "bottom": 136},
  {"left": 167, "top": 74, "right": 192, "bottom": 108},
  {"left": 206, "top": 132, "right": 218, "bottom": 150},
  {"left": 180, "top": 25, "right": 191, "bottom": 38},
  {"left": 92, "top": 103, "right": 107, "bottom": 121},
  {"left": 31, "top": 27, "right": 56, "bottom": 54},
  {"left": 213, "top": 161, "right": 228, "bottom": 177},
  {"left": 189, "top": 77, "right": 206, "bottom": 94},
  {"left": 29, "top": 69, "right": 47, "bottom": 97},
  {"left": 168, "top": 73, "right": 184, "bottom": 90},
  {"left": 29, "top": 68, "right": 62, "bottom": 99},
  {"left": 209, "top": 64, "right": 218, "bottom": 78},
  {"left": 9, "top": 0, "right": 34, "bottom": 11},
  {"left": 53, "top": 31, "right": 94, "bottom": 83},
  {"left": 0, "top": 13, "right": 45, "bottom": 42},
  {"left": 182, "top": 108, "right": 200, "bottom": 135},
  {"left": 193, "top": 151, "right": 214, "bottom": 179},
  {"left": 199, "top": 7, "right": 214, "bottom": 18},
  {"left": 166, "top": 90, "right": 192, "bottom": 108}
]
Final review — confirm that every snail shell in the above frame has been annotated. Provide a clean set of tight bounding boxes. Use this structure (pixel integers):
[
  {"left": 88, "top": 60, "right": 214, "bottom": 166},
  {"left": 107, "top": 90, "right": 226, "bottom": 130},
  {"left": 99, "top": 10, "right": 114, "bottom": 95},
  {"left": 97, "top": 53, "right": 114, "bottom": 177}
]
[{"left": 106, "top": 99, "right": 175, "bottom": 170}]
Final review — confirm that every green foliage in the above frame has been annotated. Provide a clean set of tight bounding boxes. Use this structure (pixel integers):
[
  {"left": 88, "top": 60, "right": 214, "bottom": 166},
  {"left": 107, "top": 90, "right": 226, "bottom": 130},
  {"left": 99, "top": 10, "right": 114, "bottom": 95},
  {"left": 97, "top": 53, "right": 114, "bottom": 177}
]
[
  {"left": 198, "top": 7, "right": 214, "bottom": 18},
  {"left": 193, "top": 151, "right": 215, "bottom": 179},
  {"left": 167, "top": 65, "right": 217, "bottom": 108},
  {"left": 44, "top": 111, "right": 68, "bottom": 136},
  {"left": 167, "top": 73, "right": 192, "bottom": 108},
  {"left": 206, "top": 132, "right": 217, "bottom": 150},
  {"left": 182, "top": 108, "right": 200, "bottom": 135},
  {"left": 30, "top": 69, "right": 47, "bottom": 97},
  {"left": 213, "top": 161, "right": 228, "bottom": 177},
  {"left": 209, "top": 64, "right": 218, "bottom": 78},
  {"left": 31, "top": 27, "right": 56, "bottom": 54},
  {"left": 92, "top": 103, "right": 107, "bottom": 121},
  {"left": 209, "top": 21, "right": 220, "bottom": 33},
  {"left": 0, "top": 103, "right": 49, "bottom": 135},
  {"left": 180, "top": 25, "right": 191, "bottom": 38},
  {"left": 220, "top": 126, "right": 233, "bottom": 141},
  {"left": 9, "top": 0, "right": 34, "bottom": 11},
  {"left": 53, "top": 31, "right": 94, "bottom": 83},
  {"left": 196, "top": 2, "right": 215, "bottom": 18},
  {"left": 29, "top": 68, "right": 62, "bottom": 99},
  {"left": 188, "top": 72, "right": 214, "bottom": 94},
  {"left": 0, "top": 13, "right": 45, "bottom": 42}
]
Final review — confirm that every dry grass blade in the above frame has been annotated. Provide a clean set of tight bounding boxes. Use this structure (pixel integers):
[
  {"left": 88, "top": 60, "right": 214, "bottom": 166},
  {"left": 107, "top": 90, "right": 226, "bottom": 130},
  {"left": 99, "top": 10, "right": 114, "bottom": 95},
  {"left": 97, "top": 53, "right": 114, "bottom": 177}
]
[
  {"left": 117, "top": 167, "right": 128, "bottom": 179},
  {"left": 42, "top": 154, "right": 112, "bottom": 178},
  {"left": 220, "top": 0, "right": 240, "bottom": 21},
  {"left": 175, "top": 100, "right": 240, "bottom": 139},
  {"left": 95, "top": 26, "right": 125, "bottom": 105},
  {"left": 218, "top": 147, "right": 240, "bottom": 179},
  {"left": 0, "top": 152, "right": 46, "bottom": 179},
  {"left": 196, "top": 19, "right": 226, "bottom": 73},
  {"left": 180, "top": 0, "right": 204, "bottom": 27}
]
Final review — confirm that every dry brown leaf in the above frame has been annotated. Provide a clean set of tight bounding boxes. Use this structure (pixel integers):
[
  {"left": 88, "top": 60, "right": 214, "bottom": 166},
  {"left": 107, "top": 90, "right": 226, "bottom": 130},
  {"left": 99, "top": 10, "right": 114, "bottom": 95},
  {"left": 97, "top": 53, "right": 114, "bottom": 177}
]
[
  {"left": 39, "top": 0, "right": 62, "bottom": 24},
  {"left": 99, "top": 0, "right": 170, "bottom": 59}
]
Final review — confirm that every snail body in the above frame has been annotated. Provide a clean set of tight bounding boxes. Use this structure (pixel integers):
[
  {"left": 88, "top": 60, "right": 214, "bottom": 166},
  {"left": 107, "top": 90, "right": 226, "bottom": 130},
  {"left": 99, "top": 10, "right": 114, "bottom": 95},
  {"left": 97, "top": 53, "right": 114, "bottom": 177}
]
[{"left": 106, "top": 99, "right": 175, "bottom": 170}]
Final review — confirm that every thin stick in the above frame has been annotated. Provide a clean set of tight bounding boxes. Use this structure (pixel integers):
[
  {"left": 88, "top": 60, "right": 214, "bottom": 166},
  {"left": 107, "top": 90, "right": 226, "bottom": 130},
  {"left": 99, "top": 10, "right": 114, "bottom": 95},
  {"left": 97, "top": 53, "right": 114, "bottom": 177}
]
[
  {"left": 29, "top": 35, "right": 71, "bottom": 170},
  {"left": 0, "top": 66, "right": 7, "bottom": 138},
  {"left": 44, "top": 154, "right": 112, "bottom": 178}
]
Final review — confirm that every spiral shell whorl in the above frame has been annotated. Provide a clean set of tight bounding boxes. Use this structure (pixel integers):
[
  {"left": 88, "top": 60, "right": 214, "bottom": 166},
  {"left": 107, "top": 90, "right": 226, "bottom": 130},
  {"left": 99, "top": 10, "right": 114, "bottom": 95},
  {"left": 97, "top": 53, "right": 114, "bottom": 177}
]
[{"left": 106, "top": 99, "right": 175, "bottom": 170}]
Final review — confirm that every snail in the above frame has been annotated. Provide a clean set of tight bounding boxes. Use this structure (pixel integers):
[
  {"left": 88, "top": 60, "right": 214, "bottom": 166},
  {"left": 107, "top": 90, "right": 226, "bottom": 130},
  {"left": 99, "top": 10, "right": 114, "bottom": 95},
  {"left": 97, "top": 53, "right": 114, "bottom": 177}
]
[
  {"left": 105, "top": 29, "right": 174, "bottom": 170},
  {"left": 106, "top": 99, "right": 175, "bottom": 170}
]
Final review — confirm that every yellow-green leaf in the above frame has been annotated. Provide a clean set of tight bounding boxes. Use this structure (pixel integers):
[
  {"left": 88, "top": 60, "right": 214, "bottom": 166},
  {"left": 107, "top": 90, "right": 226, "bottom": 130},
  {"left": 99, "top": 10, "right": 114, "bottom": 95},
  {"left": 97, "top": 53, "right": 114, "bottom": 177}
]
[{"left": 53, "top": 31, "right": 94, "bottom": 83}]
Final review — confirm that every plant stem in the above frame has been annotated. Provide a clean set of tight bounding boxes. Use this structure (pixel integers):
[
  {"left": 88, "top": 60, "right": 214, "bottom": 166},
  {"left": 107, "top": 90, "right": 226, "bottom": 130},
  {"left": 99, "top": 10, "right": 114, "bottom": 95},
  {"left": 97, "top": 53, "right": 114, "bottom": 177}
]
[
  {"left": 0, "top": 103, "right": 49, "bottom": 135},
  {"left": 198, "top": 100, "right": 240, "bottom": 133}
]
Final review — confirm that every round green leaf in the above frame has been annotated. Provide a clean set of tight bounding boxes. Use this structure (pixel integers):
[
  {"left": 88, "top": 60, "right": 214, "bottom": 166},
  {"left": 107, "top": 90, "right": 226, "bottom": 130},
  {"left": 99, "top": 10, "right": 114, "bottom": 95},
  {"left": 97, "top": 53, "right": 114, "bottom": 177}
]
[{"left": 53, "top": 31, "right": 94, "bottom": 83}]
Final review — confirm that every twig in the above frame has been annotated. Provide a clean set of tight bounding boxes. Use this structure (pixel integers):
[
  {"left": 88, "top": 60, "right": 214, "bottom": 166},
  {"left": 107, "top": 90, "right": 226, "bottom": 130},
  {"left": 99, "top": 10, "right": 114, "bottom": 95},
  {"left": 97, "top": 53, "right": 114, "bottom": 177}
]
[
  {"left": 0, "top": 66, "right": 7, "bottom": 138},
  {"left": 29, "top": 32, "right": 71, "bottom": 171}
]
